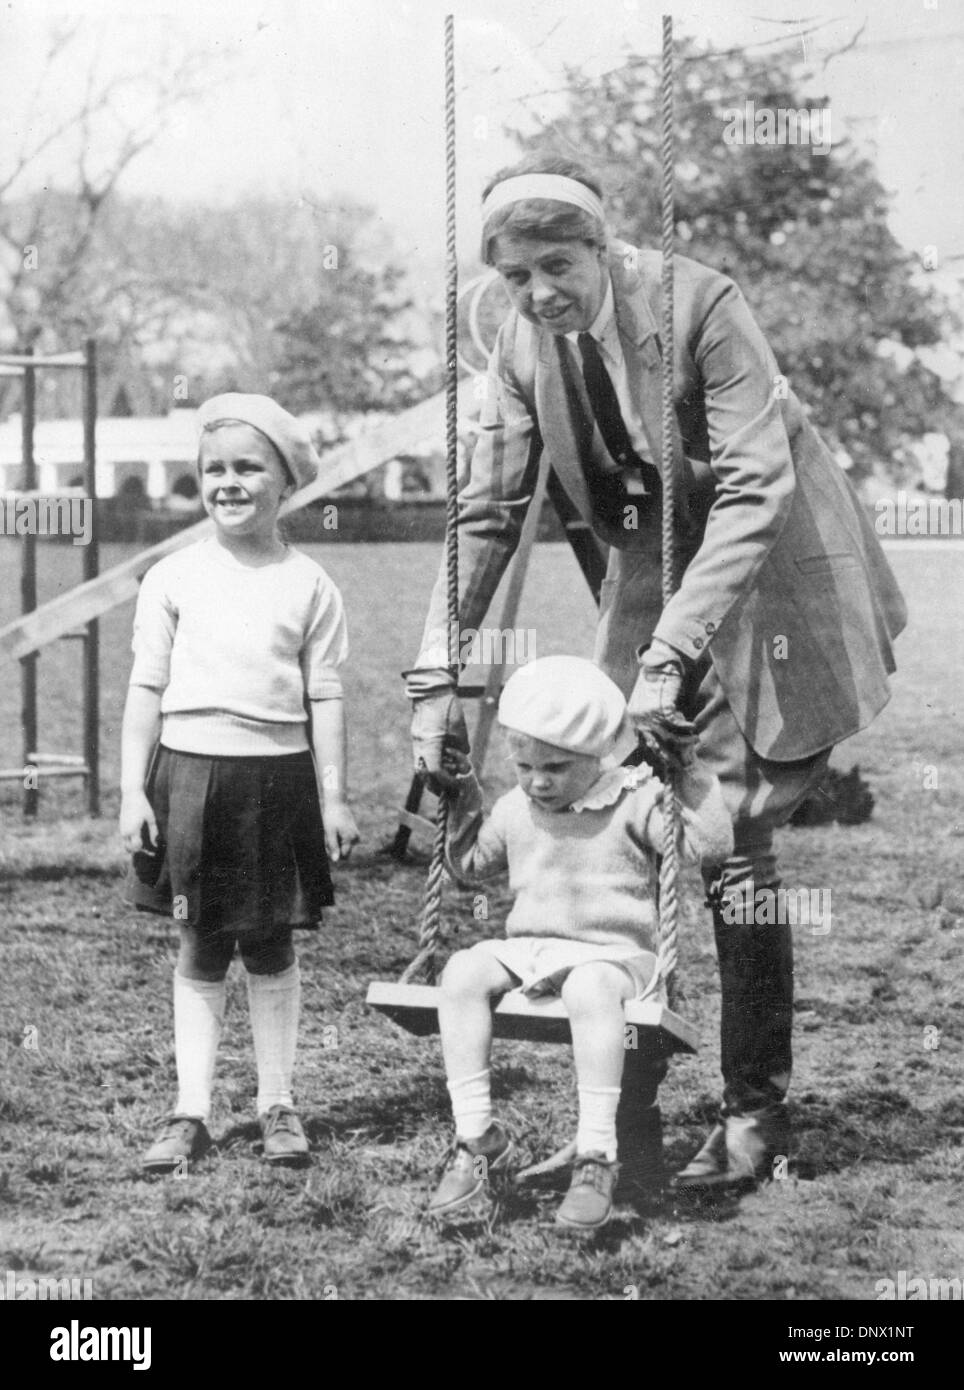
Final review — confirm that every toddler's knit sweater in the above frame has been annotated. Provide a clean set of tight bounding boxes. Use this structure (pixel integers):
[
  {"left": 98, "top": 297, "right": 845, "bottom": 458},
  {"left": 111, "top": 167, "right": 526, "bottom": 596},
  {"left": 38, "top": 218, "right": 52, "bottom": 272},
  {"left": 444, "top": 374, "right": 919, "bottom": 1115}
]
[{"left": 445, "top": 762, "right": 733, "bottom": 953}]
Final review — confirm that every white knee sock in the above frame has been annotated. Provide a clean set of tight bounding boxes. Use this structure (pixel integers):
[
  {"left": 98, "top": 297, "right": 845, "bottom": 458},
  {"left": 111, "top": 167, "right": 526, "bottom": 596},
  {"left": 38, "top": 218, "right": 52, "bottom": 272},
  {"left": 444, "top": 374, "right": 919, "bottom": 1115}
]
[
  {"left": 246, "top": 962, "right": 300, "bottom": 1114},
  {"left": 576, "top": 1086, "right": 621, "bottom": 1161},
  {"left": 173, "top": 972, "right": 226, "bottom": 1122},
  {"left": 447, "top": 1069, "right": 492, "bottom": 1141}
]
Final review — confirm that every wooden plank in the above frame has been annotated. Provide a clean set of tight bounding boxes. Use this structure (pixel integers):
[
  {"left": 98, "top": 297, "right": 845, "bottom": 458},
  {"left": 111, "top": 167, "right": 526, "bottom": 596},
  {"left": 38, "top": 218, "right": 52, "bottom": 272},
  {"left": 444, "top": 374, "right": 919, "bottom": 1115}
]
[
  {"left": 0, "top": 561, "right": 165, "bottom": 660},
  {"left": 366, "top": 980, "right": 697, "bottom": 1053},
  {"left": 285, "top": 390, "right": 444, "bottom": 508},
  {"left": 545, "top": 469, "right": 609, "bottom": 604},
  {"left": 471, "top": 451, "right": 552, "bottom": 773},
  {"left": 392, "top": 460, "right": 555, "bottom": 847},
  {"left": 0, "top": 389, "right": 446, "bottom": 661}
]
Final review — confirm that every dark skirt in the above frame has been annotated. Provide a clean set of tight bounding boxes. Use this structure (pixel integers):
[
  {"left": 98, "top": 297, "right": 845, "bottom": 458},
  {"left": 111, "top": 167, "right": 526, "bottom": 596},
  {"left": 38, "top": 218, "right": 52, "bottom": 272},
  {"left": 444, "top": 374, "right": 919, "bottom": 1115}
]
[{"left": 127, "top": 746, "right": 334, "bottom": 935}]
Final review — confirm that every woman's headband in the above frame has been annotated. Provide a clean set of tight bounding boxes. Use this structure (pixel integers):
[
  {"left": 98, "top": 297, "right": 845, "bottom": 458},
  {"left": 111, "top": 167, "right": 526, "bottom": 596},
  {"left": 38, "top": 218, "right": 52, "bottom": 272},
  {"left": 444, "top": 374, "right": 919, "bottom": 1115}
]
[{"left": 480, "top": 174, "right": 606, "bottom": 228}]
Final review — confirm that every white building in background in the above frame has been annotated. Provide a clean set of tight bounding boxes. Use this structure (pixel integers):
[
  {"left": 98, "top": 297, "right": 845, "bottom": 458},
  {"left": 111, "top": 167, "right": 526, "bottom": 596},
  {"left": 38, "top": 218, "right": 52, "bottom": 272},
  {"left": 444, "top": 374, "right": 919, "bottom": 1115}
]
[
  {"left": 0, "top": 409, "right": 203, "bottom": 504},
  {"left": 0, "top": 405, "right": 455, "bottom": 503}
]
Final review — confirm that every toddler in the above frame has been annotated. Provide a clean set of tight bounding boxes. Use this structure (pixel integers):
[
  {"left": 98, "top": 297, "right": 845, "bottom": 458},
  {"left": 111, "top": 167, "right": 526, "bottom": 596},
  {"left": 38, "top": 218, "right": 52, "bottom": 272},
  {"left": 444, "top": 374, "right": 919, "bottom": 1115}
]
[{"left": 430, "top": 655, "right": 732, "bottom": 1230}]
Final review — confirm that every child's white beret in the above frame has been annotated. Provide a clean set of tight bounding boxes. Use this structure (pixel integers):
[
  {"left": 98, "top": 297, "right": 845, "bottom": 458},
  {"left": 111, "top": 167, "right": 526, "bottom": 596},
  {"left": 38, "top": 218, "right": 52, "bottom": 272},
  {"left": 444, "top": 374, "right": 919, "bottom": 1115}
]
[
  {"left": 498, "top": 656, "right": 637, "bottom": 763},
  {"left": 196, "top": 393, "right": 320, "bottom": 490}
]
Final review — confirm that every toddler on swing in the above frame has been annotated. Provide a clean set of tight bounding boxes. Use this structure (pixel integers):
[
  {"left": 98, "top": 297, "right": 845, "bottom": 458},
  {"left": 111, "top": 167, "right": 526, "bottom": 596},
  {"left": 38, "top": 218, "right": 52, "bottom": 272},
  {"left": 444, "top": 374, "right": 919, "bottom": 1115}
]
[{"left": 429, "top": 655, "right": 732, "bottom": 1231}]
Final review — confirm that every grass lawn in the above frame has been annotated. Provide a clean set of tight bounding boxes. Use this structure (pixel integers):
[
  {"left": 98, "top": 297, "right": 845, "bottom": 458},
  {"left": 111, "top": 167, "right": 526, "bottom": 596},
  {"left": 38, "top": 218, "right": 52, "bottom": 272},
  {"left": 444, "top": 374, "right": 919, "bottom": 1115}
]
[{"left": 0, "top": 537, "right": 962, "bottom": 1301}]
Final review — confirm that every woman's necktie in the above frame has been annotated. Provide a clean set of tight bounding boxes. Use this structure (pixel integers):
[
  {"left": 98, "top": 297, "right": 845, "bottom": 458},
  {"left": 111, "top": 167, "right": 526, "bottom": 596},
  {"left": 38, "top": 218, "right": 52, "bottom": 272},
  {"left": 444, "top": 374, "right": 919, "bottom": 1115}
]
[{"left": 577, "top": 332, "right": 663, "bottom": 526}]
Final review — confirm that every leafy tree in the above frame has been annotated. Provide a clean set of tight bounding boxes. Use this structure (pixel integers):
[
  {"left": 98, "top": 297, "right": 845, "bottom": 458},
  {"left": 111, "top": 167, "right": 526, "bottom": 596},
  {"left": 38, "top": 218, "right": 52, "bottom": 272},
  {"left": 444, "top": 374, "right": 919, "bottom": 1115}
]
[
  {"left": 508, "top": 37, "right": 960, "bottom": 480},
  {"left": 80, "top": 193, "right": 395, "bottom": 412},
  {"left": 0, "top": 185, "right": 438, "bottom": 424},
  {"left": 275, "top": 258, "right": 438, "bottom": 421}
]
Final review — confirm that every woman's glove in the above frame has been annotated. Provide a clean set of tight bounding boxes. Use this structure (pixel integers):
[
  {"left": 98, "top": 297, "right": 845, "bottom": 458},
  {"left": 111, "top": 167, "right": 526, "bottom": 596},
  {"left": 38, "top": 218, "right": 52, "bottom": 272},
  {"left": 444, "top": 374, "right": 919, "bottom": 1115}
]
[
  {"left": 405, "top": 667, "right": 470, "bottom": 793},
  {"left": 627, "top": 639, "right": 697, "bottom": 766}
]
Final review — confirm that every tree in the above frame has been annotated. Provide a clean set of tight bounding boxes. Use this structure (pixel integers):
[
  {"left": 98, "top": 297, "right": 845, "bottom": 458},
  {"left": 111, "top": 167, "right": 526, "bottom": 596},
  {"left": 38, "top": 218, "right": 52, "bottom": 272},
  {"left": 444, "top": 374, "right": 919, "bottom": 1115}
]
[
  {"left": 507, "top": 36, "right": 960, "bottom": 481},
  {"left": 72, "top": 193, "right": 386, "bottom": 412},
  {"left": 0, "top": 16, "right": 231, "bottom": 411},
  {"left": 275, "top": 258, "right": 439, "bottom": 421},
  {"left": 0, "top": 16, "right": 440, "bottom": 426},
  {"left": 62, "top": 191, "right": 438, "bottom": 422}
]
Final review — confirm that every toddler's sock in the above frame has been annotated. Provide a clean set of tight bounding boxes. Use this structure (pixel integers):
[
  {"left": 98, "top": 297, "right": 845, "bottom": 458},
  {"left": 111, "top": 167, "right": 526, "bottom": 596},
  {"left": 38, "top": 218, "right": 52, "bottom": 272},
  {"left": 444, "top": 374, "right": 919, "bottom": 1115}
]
[
  {"left": 246, "top": 962, "right": 300, "bottom": 1114},
  {"left": 576, "top": 1085, "right": 621, "bottom": 1161},
  {"left": 447, "top": 1069, "right": 492, "bottom": 1141},
  {"left": 173, "top": 972, "right": 226, "bottom": 1122}
]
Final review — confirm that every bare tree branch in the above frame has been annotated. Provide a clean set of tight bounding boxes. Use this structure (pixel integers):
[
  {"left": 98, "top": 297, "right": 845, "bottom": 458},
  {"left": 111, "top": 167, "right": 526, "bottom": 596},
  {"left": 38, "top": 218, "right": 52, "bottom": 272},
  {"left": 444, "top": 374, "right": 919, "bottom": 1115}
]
[
  {"left": 0, "top": 18, "right": 232, "bottom": 352},
  {"left": 821, "top": 18, "right": 869, "bottom": 70}
]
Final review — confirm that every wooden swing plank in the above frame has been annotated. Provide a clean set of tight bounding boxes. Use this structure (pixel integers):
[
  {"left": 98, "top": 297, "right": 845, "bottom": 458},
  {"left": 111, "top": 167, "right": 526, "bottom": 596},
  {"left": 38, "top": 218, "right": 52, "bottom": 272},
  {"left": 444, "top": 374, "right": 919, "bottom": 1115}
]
[{"left": 365, "top": 981, "right": 697, "bottom": 1054}]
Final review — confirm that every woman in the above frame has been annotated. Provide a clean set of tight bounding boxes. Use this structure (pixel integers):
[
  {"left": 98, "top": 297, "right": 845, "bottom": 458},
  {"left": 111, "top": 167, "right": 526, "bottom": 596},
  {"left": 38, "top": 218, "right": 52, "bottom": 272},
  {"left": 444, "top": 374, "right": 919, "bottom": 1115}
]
[{"left": 406, "top": 153, "right": 906, "bottom": 1190}]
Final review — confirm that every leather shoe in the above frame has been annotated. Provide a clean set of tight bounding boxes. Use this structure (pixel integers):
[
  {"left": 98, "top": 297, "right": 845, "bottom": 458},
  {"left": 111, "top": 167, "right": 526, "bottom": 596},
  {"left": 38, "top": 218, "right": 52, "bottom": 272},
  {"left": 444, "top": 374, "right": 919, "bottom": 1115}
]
[
  {"left": 142, "top": 1115, "right": 212, "bottom": 1174},
  {"left": 556, "top": 1152, "right": 619, "bottom": 1232},
  {"left": 673, "top": 1105, "right": 789, "bottom": 1192},
  {"left": 260, "top": 1105, "right": 310, "bottom": 1167},
  {"left": 427, "top": 1122, "right": 513, "bottom": 1217}
]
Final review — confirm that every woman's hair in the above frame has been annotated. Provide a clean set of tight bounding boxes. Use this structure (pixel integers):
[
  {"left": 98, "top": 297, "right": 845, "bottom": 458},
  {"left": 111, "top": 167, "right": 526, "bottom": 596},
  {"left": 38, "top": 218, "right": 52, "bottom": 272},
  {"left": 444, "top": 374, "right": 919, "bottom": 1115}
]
[{"left": 481, "top": 152, "right": 607, "bottom": 265}]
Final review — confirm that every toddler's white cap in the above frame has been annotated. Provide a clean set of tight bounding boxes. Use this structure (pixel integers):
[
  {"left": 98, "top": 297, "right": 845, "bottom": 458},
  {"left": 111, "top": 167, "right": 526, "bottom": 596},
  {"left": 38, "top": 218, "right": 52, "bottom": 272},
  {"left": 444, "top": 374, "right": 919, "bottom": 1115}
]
[
  {"left": 197, "top": 393, "right": 320, "bottom": 490},
  {"left": 498, "top": 656, "right": 637, "bottom": 764}
]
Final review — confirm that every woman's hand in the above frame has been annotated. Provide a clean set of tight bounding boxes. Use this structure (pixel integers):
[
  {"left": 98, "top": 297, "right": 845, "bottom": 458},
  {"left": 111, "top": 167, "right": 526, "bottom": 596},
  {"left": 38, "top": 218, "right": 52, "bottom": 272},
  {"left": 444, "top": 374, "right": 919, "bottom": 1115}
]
[
  {"left": 411, "top": 691, "right": 470, "bottom": 793},
  {"left": 323, "top": 798, "right": 360, "bottom": 863},
  {"left": 441, "top": 748, "right": 472, "bottom": 779},
  {"left": 628, "top": 640, "right": 697, "bottom": 765},
  {"left": 119, "top": 790, "right": 159, "bottom": 856}
]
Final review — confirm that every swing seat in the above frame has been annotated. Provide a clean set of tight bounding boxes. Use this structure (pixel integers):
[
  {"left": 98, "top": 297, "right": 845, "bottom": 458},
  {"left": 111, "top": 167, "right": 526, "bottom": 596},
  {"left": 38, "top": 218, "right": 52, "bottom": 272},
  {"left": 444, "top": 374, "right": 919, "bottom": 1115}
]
[{"left": 365, "top": 981, "right": 697, "bottom": 1055}]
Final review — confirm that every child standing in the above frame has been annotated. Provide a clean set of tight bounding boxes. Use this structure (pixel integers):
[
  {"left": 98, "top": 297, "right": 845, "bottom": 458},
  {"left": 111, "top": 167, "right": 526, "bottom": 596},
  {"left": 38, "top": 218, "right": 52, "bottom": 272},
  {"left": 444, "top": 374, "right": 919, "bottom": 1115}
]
[
  {"left": 120, "top": 393, "right": 358, "bottom": 1173},
  {"left": 429, "top": 656, "right": 732, "bottom": 1231}
]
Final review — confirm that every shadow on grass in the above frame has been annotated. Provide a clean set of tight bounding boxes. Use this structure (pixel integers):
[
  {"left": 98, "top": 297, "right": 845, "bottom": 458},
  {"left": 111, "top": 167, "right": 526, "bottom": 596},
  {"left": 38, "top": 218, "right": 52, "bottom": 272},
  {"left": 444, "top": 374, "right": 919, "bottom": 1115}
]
[
  {"left": 794, "top": 1086, "right": 943, "bottom": 1177},
  {"left": 640, "top": 1082, "right": 952, "bottom": 1224},
  {"left": 215, "top": 1120, "right": 262, "bottom": 1150},
  {"left": 667, "top": 1183, "right": 757, "bottom": 1226},
  {"left": 305, "top": 1080, "right": 451, "bottom": 1144},
  {"left": 289, "top": 1063, "right": 541, "bottom": 1147},
  {"left": 664, "top": 1083, "right": 948, "bottom": 1200}
]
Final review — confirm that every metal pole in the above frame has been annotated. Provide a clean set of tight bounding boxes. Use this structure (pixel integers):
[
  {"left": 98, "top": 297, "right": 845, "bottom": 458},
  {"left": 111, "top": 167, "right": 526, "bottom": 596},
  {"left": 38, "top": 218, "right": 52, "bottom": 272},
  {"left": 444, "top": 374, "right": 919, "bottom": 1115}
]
[
  {"left": 82, "top": 338, "right": 100, "bottom": 815},
  {"left": 20, "top": 348, "right": 38, "bottom": 818}
]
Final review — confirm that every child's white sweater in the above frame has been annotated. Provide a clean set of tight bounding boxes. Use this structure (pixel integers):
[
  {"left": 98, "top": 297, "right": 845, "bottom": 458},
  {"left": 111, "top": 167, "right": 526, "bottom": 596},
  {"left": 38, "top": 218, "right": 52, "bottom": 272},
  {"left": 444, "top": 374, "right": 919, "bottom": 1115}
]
[
  {"left": 129, "top": 539, "right": 347, "bottom": 757},
  {"left": 445, "top": 762, "right": 733, "bottom": 952}
]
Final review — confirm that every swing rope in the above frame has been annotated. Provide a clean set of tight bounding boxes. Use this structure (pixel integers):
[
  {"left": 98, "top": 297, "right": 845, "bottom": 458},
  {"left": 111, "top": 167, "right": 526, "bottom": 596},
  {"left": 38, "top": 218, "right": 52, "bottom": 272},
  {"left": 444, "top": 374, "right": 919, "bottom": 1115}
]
[
  {"left": 401, "top": 12, "right": 458, "bottom": 987},
  {"left": 656, "top": 13, "right": 681, "bottom": 1002},
  {"left": 404, "top": 15, "right": 681, "bottom": 998}
]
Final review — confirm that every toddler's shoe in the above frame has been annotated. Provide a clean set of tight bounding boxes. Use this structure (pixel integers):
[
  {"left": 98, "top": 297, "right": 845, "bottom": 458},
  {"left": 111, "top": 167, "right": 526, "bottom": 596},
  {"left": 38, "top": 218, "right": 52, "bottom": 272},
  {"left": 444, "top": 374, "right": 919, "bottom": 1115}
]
[
  {"left": 260, "top": 1105, "right": 310, "bottom": 1166},
  {"left": 555, "top": 1151, "right": 619, "bottom": 1232},
  {"left": 427, "top": 1122, "right": 513, "bottom": 1217},
  {"left": 142, "top": 1115, "right": 212, "bottom": 1174}
]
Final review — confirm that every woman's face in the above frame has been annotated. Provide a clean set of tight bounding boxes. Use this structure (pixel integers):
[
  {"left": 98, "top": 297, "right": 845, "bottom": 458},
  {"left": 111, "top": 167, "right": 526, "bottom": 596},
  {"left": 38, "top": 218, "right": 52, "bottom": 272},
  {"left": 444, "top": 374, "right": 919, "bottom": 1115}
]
[{"left": 491, "top": 235, "right": 608, "bottom": 334}]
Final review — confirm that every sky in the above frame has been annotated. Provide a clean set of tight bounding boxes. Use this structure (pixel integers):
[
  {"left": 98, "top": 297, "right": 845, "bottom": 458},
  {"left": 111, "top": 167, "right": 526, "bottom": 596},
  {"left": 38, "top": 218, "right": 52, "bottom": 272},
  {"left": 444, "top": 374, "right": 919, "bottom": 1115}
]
[{"left": 1, "top": 0, "right": 963, "bottom": 278}]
